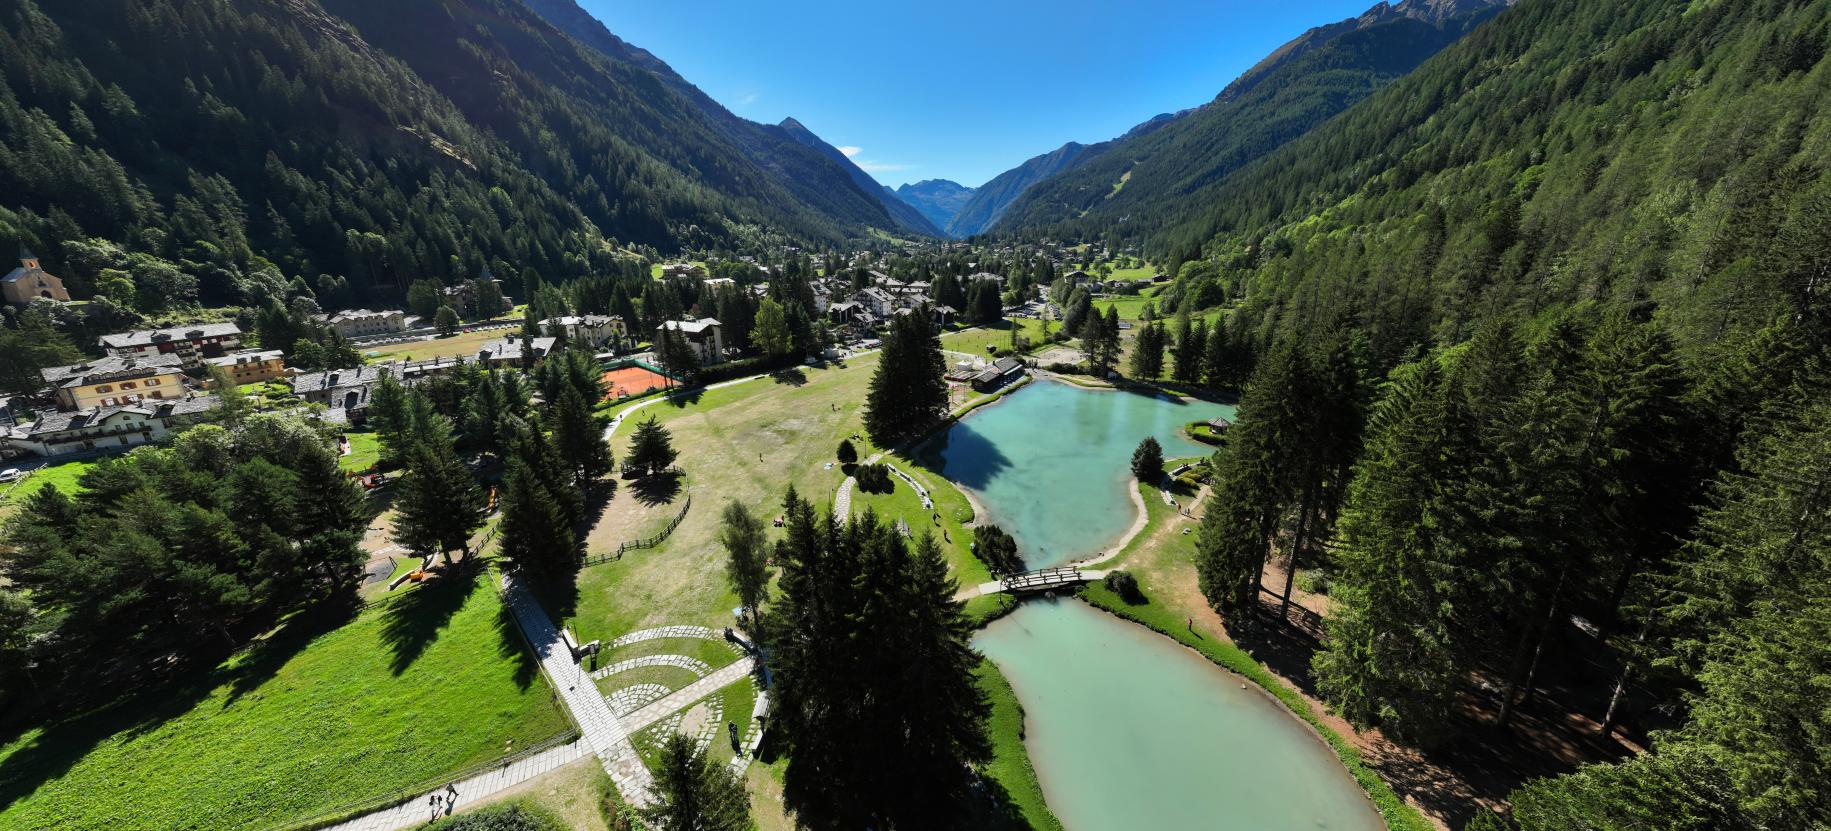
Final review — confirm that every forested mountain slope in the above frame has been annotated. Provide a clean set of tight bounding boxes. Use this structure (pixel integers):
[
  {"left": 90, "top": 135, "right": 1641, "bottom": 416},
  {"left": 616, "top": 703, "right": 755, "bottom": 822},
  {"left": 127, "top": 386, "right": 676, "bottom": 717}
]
[
  {"left": 1161, "top": 0, "right": 1830, "bottom": 371},
  {"left": 946, "top": 141, "right": 1100, "bottom": 237},
  {"left": 517, "top": 0, "right": 937, "bottom": 238},
  {"left": 990, "top": 0, "right": 1504, "bottom": 239},
  {"left": 1168, "top": 0, "right": 1831, "bottom": 826},
  {"left": 773, "top": 117, "right": 943, "bottom": 236},
  {"left": 0, "top": 0, "right": 892, "bottom": 308}
]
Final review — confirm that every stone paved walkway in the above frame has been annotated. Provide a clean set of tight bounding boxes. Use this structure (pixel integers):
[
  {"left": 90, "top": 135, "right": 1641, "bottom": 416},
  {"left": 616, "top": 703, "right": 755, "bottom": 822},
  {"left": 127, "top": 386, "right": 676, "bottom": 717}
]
[
  {"left": 608, "top": 624, "right": 721, "bottom": 648},
  {"left": 323, "top": 741, "right": 588, "bottom": 831},
  {"left": 499, "top": 573, "right": 656, "bottom": 803},
  {"left": 589, "top": 653, "right": 713, "bottom": 681},
  {"left": 832, "top": 451, "right": 887, "bottom": 519},
  {"left": 625, "top": 657, "right": 758, "bottom": 733}
]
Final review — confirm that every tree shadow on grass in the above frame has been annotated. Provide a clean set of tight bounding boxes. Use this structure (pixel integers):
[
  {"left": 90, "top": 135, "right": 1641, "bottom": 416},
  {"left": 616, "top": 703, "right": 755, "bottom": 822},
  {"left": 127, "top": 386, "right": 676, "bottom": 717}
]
[
  {"left": 771, "top": 368, "right": 807, "bottom": 386},
  {"left": 379, "top": 565, "right": 480, "bottom": 676},
  {"left": 664, "top": 388, "right": 704, "bottom": 408},
  {"left": 630, "top": 471, "right": 683, "bottom": 507},
  {"left": 0, "top": 598, "right": 349, "bottom": 814}
]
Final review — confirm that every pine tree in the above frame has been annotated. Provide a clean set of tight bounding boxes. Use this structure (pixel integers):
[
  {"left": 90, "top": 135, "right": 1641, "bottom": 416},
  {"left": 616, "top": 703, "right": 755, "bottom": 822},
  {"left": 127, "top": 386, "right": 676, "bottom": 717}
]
[
  {"left": 863, "top": 309, "right": 948, "bottom": 447},
  {"left": 836, "top": 439, "right": 858, "bottom": 465},
  {"left": 641, "top": 732, "right": 752, "bottom": 831},
  {"left": 391, "top": 414, "right": 483, "bottom": 565},
  {"left": 549, "top": 385, "right": 613, "bottom": 490},
  {"left": 626, "top": 415, "right": 679, "bottom": 477},
  {"left": 497, "top": 454, "right": 574, "bottom": 579},
  {"left": 1131, "top": 436, "right": 1164, "bottom": 482}
]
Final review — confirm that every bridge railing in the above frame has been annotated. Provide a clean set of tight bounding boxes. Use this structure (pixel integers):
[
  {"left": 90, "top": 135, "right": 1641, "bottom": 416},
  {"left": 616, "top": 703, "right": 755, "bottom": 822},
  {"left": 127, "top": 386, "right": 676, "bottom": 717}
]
[{"left": 1000, "top": 566, "right": 1089, "bottom": 592}]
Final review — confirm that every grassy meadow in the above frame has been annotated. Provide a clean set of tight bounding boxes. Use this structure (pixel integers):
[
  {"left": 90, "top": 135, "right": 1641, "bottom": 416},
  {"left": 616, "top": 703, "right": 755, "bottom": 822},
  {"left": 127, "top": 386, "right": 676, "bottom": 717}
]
[{"left": 0, "top": 571, "right": 570, "bottom": 831}]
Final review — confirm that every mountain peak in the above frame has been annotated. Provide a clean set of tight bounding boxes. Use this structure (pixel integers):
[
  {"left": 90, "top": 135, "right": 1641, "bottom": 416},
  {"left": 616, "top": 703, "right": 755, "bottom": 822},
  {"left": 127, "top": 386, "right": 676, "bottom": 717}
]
[{"left": 778, "top": 116, "right": 808, "bottom": 132}]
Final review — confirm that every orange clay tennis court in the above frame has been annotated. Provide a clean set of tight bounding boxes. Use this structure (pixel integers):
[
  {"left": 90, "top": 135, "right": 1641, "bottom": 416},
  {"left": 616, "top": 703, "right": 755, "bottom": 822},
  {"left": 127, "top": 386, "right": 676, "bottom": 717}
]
[{"left": 601, "top": 364, "right": 674, "bottom": 399}]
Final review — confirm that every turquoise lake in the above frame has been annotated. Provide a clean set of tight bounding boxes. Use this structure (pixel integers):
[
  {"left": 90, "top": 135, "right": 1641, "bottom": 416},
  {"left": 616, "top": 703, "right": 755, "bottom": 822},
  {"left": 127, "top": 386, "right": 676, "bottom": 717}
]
[
  {"left": 976, "top": 600, "right": 1387, "bottom": 831},
  {"left": 928, "top": 379, "right": 1231, "bottom": 568},
  {"left": 938, "top": 379, "right": 1386, "bottom": 831}
]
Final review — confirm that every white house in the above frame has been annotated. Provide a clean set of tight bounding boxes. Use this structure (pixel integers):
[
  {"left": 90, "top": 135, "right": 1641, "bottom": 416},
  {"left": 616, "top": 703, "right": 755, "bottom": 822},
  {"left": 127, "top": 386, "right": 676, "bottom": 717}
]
[
  {"left": 6, "top": 396, "right": 219, "bottom": 457},
  {"left": 657, "top": 318, "right": 725, "bottom": 365}
]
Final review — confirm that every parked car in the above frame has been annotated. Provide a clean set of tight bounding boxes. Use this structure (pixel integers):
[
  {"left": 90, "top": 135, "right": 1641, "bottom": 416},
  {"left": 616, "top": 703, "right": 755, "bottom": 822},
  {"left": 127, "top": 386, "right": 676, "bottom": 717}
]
[{"left": 0, "top": 468, "right": 23, "bottom": 483}]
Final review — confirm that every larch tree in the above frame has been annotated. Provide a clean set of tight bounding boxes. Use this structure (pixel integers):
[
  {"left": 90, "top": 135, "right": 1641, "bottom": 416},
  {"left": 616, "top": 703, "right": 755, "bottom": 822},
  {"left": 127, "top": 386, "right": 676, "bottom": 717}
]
[{"left": 717, "top": 500, "right": 771, "bottom": 628}]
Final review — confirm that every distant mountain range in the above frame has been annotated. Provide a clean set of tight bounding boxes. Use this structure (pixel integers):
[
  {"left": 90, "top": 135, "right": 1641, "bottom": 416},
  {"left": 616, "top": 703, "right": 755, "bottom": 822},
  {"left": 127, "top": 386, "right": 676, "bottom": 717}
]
[
  {"left": 889, "top": 180, "right": 977, "bottom": 232},
  {"left": 773, "top": 118, "right": 942, "bottom": 236},
  {"left": 974, "top": 0, "right": 1510, "bottom": 239}
]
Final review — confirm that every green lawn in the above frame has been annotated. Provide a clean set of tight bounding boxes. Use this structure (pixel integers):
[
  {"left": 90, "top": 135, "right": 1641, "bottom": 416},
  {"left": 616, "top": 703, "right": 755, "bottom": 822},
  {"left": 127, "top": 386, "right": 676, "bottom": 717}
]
[
  {"left": 0, "top": 458, "right": 97, "bottom": 506},
  {"left": 340, "top": 431, "right": 382, "bottom": 473},
  {"left": 0, "top": 571, "right": 571, "bottom": 831},
  {"left": 977, "top": 659, "right": 1065, "bottom": 831},
  {"left": 596, "top": 636, "right": 743, "bottom": 671},
  {"left": 850, "top": 455, "right": 991, "bottom": 589},
  {"left": 939, "top": 319, "right": 1050, "bottom": 358},
  {"left": 560, "top": 360, "right": 889, "bottom": 644}
]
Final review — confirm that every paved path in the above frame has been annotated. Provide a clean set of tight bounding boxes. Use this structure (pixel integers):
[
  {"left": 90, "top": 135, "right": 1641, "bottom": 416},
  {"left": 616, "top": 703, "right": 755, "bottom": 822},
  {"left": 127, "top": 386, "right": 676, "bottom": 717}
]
[
  {"left": 499, "top": 573, "right": 656, "bottom": 803},
  {"left": 324, "top": 741, "right": 588, "bottom": 831},
  {"left": 625, "top": 656, "right": 758, "bottom": 733},
  {"left": 832, "top": 451, "right": 887, "bottom": 519},
  {"left": 602, "top": 374, "right": 766, "bottom": 441}
]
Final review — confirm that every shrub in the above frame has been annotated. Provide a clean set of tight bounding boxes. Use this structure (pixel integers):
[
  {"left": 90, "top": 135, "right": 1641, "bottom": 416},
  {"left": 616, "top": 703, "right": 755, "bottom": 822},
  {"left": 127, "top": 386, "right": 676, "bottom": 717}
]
[
  {"left": 854, "top": 463, "right": 895, "bottom": 495},
  {"left": 972, "top": 524, "right": 1024, "bottom": 575},
  {"left": 837, "top": 439, "right": 858, "bottom": 465},
  {"left": 429, "top": 804, "right": 564, "bottom": 831},
  {"left": 1103, "top": 570, "right": 1146, "bottom": 604}
]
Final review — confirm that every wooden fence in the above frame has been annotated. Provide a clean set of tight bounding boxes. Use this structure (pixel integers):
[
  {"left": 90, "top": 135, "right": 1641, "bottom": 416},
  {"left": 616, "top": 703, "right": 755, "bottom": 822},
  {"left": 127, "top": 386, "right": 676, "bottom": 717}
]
[{"left": 583, "top": 488, "right": 691, "bottom": 567}]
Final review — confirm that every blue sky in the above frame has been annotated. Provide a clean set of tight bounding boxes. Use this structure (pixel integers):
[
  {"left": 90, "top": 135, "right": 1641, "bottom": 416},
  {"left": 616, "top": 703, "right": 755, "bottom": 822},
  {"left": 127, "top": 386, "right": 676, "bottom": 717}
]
[{"left": 579, "top": 0, "right": 1380, "bottom": 189}]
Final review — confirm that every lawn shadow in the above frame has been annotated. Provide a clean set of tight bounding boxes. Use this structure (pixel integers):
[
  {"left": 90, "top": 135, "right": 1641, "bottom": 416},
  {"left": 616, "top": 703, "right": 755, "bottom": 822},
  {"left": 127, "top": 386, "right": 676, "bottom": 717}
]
[
  {"left": 629, "top": 471, "right": 683, "bottom": 506},
  {"left": 379, "top": 565, "right": 480, "bottom": 675},
  {"left": 664, "top": 387, "right": 704, "bottom": 408},
  {"left": 771, "top": 368, "right": 807, "bottom": 386},
  {"left": 0, "top": 597, "right": 351, "bottom": 814}
]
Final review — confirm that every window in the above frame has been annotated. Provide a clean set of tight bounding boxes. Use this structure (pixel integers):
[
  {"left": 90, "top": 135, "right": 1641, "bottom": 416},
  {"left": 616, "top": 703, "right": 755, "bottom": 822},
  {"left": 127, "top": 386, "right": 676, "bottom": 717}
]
[
  {"left": 121, "top": 382, "right": 136, "bottom": 390},
  {"left": 95, "top": 385, "right": 112, "bottom": 393},
  {"left": 145, "top": 378, "right": 160, "bottom": 386}
]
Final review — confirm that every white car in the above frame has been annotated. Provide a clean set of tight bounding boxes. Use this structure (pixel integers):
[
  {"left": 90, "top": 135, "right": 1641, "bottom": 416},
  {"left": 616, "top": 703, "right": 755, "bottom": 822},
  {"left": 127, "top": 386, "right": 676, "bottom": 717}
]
[{"left": 0, "top": 468, "right": 22, "bottom": 483}]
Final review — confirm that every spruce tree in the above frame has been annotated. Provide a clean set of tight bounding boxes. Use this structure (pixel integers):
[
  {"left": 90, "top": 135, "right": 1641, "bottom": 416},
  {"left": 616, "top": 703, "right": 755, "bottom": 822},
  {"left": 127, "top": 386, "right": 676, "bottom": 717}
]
[
  {"left": 641, "top": 732, "right": 752, "bottom": 831},
  {"left": 550, "top": 384, "right": 613, "bottom": 490},
  {"left": 391, "top": 414, "right": 483, "bottom": 565},
  {"left": 1312, "top": 360, "right": 1462, "bottom": 745},
  {"left": 1129, "top": 320, "right": 1165, "bottom": 379},
  {"left": 863, "top": 309, "right": 948, "bottom": 447},
  {"left": 1131, "top": 436, "right": 1164, "bottom": 482},
  {"left": 497, "top": 454, "right": 574, "bottom": 579},
  {"left": 1174, "top": 318, "right": 1207, "bottom": 385},
  {"left": 626, "top": 415, "right": 679, "bottom": 477}
]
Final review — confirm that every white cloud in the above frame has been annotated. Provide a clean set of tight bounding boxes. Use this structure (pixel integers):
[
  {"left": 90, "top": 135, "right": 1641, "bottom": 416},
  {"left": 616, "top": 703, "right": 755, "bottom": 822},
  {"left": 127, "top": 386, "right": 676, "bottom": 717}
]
[
  {"left": 856, "top": 161, "right": 911, "bottom": 173},
  {"left": 836, "top": 145, "right": 863, "bottom": 158},
  {"left": 738, "top": 92, "right": 760, "bottom": 106}
]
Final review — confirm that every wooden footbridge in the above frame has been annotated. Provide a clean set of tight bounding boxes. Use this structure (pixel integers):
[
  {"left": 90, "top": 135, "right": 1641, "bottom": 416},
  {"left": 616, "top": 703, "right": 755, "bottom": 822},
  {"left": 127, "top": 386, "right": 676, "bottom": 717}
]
[{"left": 958, "top": 566, "right": 1106, "bottom": 600}]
